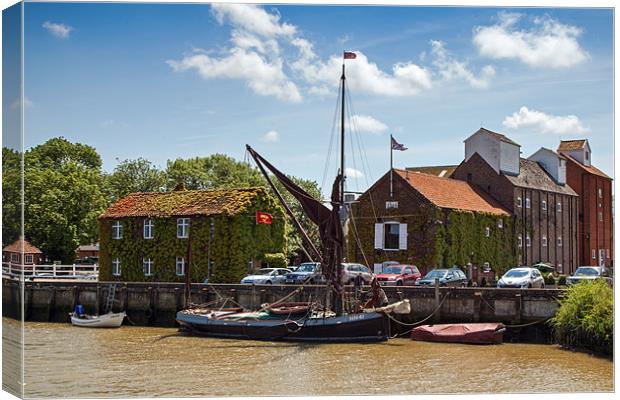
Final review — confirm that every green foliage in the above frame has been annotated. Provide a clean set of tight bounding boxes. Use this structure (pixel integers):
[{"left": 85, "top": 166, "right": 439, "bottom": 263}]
[
  {"left": 550, "top": 279, "right": 613, "bottom": 355},
  {"left": 20, "top": 138, "right": 108, "bottom": 262},
  {"left": 2, "top": 147, "right": 21, "bottom": 247},
  {"left": 263, "top": 253, "right": 287, "bottom": 269},
  {"left": 543, "top": 272, "right": 555, "bottom": 285},
  {"left": 165, "top": 154, "right": 263, "bottom": 190},
  {"left": 557, "top": 275, "right": 567, "bottom": 286},
  {"left": 99, "top": 188, "right": 287, "bottom": 283},
  {"left": 106, "top": 157, "right": 167, "bottom": 201}
]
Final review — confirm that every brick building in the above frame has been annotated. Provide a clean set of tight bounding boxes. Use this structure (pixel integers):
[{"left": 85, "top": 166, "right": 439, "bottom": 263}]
[
  {"left": 557, "top": 139, "right": 613, "bottom": 268},
  {"left": 451, "top": 128, "right": 579, "bottom": 275},
  {"left": 2, "top": 237, "right": 43, "bottom": 265},
  {"left": 348, "top": 168, "right": 514, "bottom": 277},
  {"left": 98, "top": 187, "right": 286, "bottom": 283}
]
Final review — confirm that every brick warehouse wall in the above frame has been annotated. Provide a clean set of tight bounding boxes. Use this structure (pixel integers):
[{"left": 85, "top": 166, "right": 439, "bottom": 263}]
[
  {"left": 565, "top": 158, "right": 613, "bottom": 268},
  {"left": 452, "top": 153, "right": 579, "bottom": 275}
]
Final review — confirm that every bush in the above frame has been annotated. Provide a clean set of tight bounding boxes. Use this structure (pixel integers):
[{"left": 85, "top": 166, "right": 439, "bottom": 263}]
[
  {"left": 557, "top": 275, "right": 567, "bottom": 286},
  {"left": 550, "top": 279, "right": 613, "bottom": 355},
  {"left": 263, "top": 253, "right": 287, "bottom": 269},
  {"left": 544, "top": 272, "right": 555, "bottom": 285},
  {"left": 480, "top": 277, "right": 487, "bottom": 287}
]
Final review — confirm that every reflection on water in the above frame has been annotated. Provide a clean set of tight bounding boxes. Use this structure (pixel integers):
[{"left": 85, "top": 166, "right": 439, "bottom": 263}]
[{"left": 2, "top": 318, "right": 613, "bottom": 397}]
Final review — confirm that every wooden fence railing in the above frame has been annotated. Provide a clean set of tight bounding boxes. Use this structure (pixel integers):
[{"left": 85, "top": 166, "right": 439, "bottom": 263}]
[{"left": 2, "top": 262, "right": 99, "bottom": 280}]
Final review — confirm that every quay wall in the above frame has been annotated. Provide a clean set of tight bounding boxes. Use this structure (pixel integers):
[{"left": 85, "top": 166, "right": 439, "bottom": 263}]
[{"left": 3, "top": 279, "right": 562, "bottom": 341}]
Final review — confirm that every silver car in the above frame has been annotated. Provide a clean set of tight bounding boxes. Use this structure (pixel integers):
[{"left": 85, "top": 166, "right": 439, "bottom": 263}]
[
  {"left": 240, "top": 268, "right": 291, "bottom": 285},
  {"left": 567, "top": 266, "right": 612, "bottom": 285},
  {"left": 497, "top": 267, "right": 545, "bottom": 289},
  {"left": 342, "top": 263, "right": 374, "bottom": 285}
]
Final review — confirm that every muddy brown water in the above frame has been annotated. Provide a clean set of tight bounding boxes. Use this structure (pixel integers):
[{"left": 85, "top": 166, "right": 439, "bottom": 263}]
[{"left": 2, "top": 318, "right": 613, "bottom": 397}]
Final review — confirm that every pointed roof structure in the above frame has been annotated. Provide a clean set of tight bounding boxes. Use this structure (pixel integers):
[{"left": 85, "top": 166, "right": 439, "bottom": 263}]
[{"left": 3, "top": 237, "right": 43, "bottom": 254}]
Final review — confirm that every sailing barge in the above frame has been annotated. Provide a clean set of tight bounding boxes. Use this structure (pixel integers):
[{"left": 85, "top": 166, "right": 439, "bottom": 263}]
[{"left": 176, "top": 51, "right": 410, "bottom": 342}]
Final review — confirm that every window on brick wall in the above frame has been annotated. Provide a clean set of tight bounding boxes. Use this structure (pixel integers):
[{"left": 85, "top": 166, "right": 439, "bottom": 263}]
[
  {"left": 598, "top": 188, "right": 603, "bottom": 198},
  {"left": 517, "top": 197, "right": 522, "bottom": 208},
  {"left": 525, "top": 197, "right": 531, "bottom": 209},
  {"left": 485, "top": 227, "right": 490, "bottom": 237},
  {"left": 112, "top": 221, "right": 122, "bottom": 239},
  {"left": 112, "top": 258, "right": 121, "bottom": 276},
  {"left": 374, "top": 222, "right": 408, "bottom": 250},
  {"left": 176, "top": 257, "right": 185, "bottom": 276},
  {"left": 518, "top": 235, "right": 523, "bottom": 248},
  {"left": 497, "top": 219, "right": 503, "bottom": 229},
  {"left": 599, "top": 212, "right": 603, "bottom": 222},
  {"left": 557, "top": 202, "right": 562, "bottom": 212},
  {"left": 592, "top": 249, "right": 596, "bottom": 259},
  {"left": 144, "top": 219, "right": 154, "bottom": 239},
  {"left": 557, "top": 236, "right": 562, "bottom": 247},
  {"left": 25, "top": 254, "right": 33, "bottom": 264},
  {"left": 542, "top": 200, "right": 547, "bottom": 211},
  {"left": 177, "top": 218, "right": 190, "bottom": 238},
  {"left": 542, "top": 235, "right": 547, "bottom": 247},
  {"left": 143, "top": 258, "right": 153, "bottom": 276},
  {"left": 526, "top": 235, "right": 531, "bottom": 247}
]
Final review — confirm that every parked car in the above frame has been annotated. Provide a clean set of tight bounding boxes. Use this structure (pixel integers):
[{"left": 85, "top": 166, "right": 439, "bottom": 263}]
[
  {"left": 497, "top": 267, "right": 545, "bottom": 289},
  {"left": 376, "top": 264, "right": 421, "bottom": 286},
  {"left": 240, "top": 268, "right": 291, "bottom": 285},
  {"left": 342, "top": 263, "right": 374, "bottom": 285},
  {"left": 567, "top": 266, "right": 612, "bottom": 286},
  {"left": 285, "top": 262, "right": 324, "bottom": 284},
  {"left": 287, "top": 265, "right": 299, "bottom": 273},
  {"left": 415, "top": 267, "right": 467, "bottom": 287}
]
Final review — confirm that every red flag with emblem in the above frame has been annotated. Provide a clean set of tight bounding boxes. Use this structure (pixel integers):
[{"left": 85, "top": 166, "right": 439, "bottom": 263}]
[
  {"left": 256, "top": 211, "right": 273, "bottom": 225},
  {"left": 344, "top": 51, "right": 357, "bottom": 59}
]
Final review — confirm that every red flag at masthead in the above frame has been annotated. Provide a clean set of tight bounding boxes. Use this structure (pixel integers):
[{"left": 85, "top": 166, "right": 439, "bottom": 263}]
[{"left": 343, "top": 51, "right": 357, "bottom": 59}]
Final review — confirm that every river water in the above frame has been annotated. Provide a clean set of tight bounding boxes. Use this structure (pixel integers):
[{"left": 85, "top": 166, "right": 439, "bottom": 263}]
[{"left": 2, "top": 318, "right": 613, "bottom": 397}]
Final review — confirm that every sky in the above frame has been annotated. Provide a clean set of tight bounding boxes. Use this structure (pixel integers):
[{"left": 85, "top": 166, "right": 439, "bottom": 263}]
[{"left": 3, "top": 1, "right": 614, "bottom": 196}]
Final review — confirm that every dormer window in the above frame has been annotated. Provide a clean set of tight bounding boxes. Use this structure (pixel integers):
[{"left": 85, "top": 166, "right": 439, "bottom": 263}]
[{"left": 542, "top": 200, "right": 547, "bottom": 211}]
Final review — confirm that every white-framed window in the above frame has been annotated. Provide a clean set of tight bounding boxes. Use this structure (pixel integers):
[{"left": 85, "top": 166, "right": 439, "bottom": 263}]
[
  {"left": 497, "top": 219, "right": 503, "bottom": 229},
  {"left": 517, "top": 197, "right": 522, "bottom": 208},
  {"left": 176, "top": 257, "right": 185, "bottom": 276},
  {"left": 557, "top": 236, "right": 562, "bottom": 247},
  {"left": 525, "top": 197, "right": 531, "bottom": 209},
  {"left": 144, "top": 219, "right": 154, "bottom": 239},
  {"left": 385, "top": 201, "right": 399, "bottom": 209},
  {"left": 485, "top": 227, "right": 490, "bottom": 237},
  {"left": 518, "top": 235, "right": 523, "bottom": 248},
  {"left": 10, "top": 253, "right": 19, "bottom": 263},
  {"left": 143, "top": 257, "right": 153, "bottom": 276},
  {"left": 374, "top": 222, "right": 407, "bottom": 250},
  {"left": 592, "top": 249, "right": 596, "bottom": 259},
  {"left": 112, "top": 221, "right": 122, "bottom": 239},
  {"left": 526, "top": 235, "right": 531, "bottom": 247},
  {"left": 112, "top": 258, "right": 121, "bottom": 276},
  {"left": 599, "top": 212, "right": 603, "bottom": 222},
  {"left": 541, "top": 200, "right": 547, "bottom": 211},
  {"left": 557, "top": 202, "right": 562, "bottom": 213},
  {"left": 598, "top": 188, "right": 603, "bottom": 198},
  {"left": 542, "top": 235, "right": 547, "bottom": 247},
  {"left": 25, "top": 254, "right": 33, "bottom": 264},
  {"left": 177, "top": 218, "right": 190, "bottom": 238}
]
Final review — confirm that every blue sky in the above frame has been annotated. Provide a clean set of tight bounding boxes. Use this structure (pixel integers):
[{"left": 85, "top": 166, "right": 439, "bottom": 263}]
[{"left": 7, "top": 2, "right": 614, "bottom": 195}]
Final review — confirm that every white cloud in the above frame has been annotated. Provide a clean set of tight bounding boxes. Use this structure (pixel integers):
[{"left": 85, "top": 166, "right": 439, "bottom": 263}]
[
  {"left": 502, "top": 106, "right": 588, "bottom": 134},
  {"left": 345, "top": 167, "right": 364, "bottom": 178},
  {"left": 211, "top": 3, "right": 296, "bottom": 38},
  {"left": 473, "top": 13, "right": 589, "bottom": 68},
  {"left": 167, "top": 48, "right": 302, "bottom": 103},
  {"left": 261, "top": 130, "right": 280, "bottom": 142},
  {"left": 291, "top": 42, "right": 433, "bottom": 97},
  {"left": 430, "top": 40, "right": 495, "bottom": 89},
  {"left": 42, "top": 21, "right": 73, "bottom": 38},
  {"left": 350, "top": 115, "right": 388, "bottom": 134}
]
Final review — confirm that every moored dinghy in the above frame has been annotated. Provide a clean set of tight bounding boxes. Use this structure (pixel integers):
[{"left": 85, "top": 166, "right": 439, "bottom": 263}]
[
  {"left": 70, "top": 305, "right": 126, "bottom": 328},
  {"left": 410, "top": 323, "right": 506, "bottom": 344}
]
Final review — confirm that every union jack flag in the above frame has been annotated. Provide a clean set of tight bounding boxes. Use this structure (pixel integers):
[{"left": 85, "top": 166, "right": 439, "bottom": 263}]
[{"left": 391, "top": 136, "right": 408, "bottom": 151}]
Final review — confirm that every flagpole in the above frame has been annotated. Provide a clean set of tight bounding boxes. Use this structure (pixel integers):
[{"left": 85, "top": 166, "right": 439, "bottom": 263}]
[{"left": 390, "top": 135, "right": 393, "bottom": 198}]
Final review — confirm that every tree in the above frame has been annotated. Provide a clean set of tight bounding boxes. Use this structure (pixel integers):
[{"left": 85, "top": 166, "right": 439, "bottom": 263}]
[
  {"left": 23, "top": 138, "right": 108, "bottom": 263},
  {"left": 2, "top": 147, "right": 22, "bottom": 247},
  {"left": 165, "top": 154, "right": 263, "bottom": 190},
  {"left": 106, "top": 157, "right": 167, "bottom": 201}
]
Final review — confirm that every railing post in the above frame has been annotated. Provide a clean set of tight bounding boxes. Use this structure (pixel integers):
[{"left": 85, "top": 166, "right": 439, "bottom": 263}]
[
  {"left": 52, "top": 264, "right": 57, "bottom": 277},
  {"left": 8, "top": 262, "right": 12, "bottom": 275},
  {"left": 73, "top": 264, "right": 76, "bottom": 277}
]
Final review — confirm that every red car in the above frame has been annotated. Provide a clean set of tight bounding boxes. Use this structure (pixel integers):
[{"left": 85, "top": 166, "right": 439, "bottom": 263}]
[{"left": 376, "top": 264, "right": 421, "bottom": 286}]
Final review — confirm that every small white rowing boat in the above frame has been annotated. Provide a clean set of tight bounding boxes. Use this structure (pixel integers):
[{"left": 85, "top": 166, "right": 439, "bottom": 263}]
[{"left": 70, "top": 311, "right": 126, "bottom": 328}]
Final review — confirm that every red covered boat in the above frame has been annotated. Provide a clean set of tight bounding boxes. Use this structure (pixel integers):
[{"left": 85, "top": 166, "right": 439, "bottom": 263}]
[{"left": 410, "top": 323, "right": 506, "bottom": 344}]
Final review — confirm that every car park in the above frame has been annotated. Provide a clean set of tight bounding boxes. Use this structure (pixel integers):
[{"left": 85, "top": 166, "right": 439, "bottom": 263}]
[
  {"left": 497, "top": 267, "right": 545, "bottom": 289},
  {"left": 567, "top": 266, "right": 612, "bottom": 286},
  {"left": 240, "top": 268, "right": 291, "bottom": 284},
  {"left": 414, "top": 267, "right": 467, "bottom": 287},
  {"left": 376, "top": 264, "right": 421, "bottom": 286}
]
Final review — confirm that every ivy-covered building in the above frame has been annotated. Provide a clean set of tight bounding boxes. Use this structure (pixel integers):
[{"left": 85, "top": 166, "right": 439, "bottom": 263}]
[
  {"left": 348, "top": 168, "right": 515, "bottom": 277},
  {"left": 98, "top": 187, "right": 286, "bottom": 283}
]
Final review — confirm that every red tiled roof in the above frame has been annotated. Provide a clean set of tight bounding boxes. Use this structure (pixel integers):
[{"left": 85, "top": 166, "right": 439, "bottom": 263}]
[
  {"left": 99, "top": 188, "right": 267, "bottom": 219},
  {"left": 3, "top": 237, "right": 42, "bottom": 254},
  {"left": 564, "top": 155, "right": 611, "bottom": 179},
  {"left": 394, "top": 169, "right": 510, "bottom": 216},
  {"left": 558, "top": 139, "right": 588, "bottom": 152}
]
